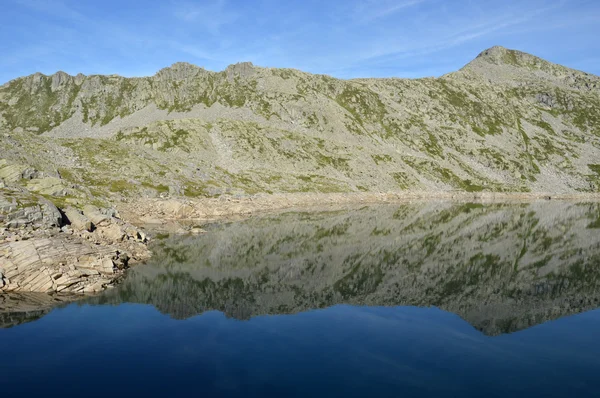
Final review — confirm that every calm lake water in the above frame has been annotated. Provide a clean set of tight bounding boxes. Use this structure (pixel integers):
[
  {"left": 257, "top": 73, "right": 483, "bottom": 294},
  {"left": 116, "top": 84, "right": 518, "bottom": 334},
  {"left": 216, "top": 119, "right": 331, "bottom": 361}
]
[{"left": 2, "top": 201, "right": 600, "bottom": 397}]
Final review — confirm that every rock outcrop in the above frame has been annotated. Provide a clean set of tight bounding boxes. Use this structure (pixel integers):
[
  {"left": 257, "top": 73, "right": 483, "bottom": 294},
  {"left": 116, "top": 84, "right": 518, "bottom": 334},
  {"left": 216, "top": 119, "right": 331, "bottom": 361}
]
[{"left": 0, "top": 182, "right": 150, "bottom": 294}]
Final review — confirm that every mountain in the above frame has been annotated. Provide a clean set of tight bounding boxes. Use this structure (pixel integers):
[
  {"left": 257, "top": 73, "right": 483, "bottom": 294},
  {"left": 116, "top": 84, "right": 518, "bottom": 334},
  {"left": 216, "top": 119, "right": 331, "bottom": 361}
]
[{"left": 1, "top": 46, "right": 600, "bottom": 208}]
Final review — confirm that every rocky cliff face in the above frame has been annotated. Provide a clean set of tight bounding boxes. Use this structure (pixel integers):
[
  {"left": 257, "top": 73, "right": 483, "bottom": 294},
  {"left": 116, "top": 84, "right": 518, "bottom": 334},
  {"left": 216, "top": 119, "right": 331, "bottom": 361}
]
[{"left": 1, "top": 46, "right": 600, "bottom": 202}]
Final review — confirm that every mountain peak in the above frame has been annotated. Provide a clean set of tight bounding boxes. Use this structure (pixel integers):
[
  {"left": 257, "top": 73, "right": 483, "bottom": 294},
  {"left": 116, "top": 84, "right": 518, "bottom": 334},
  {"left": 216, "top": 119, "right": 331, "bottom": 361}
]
[
  {"left": 463, "top": 45, "right": 598, "bottom": 80},
  {"left": 225, "top": 62, "right": 256, "bottom": 80},
  {"left": 155, "top": 62, "right": 205, "bottom": 80},
  {"left": 458, "top": 45, "right": 578, "bottom": 81},
  {"left": 470, "top": 46, "right": 536, "bottom": 67}
]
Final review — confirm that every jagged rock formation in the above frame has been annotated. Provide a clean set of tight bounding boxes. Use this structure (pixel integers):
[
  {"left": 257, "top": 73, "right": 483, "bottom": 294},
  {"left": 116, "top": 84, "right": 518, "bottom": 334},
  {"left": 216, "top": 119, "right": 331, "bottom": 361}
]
[
  {"left": 1, "top": 46, "right": 600, "bottom": 202},
  {"left": 71, "top": 201, "right": 600, "bottom": 336},
  {"left": 0, "top": 184, "right": 150, "bottom": 294}
]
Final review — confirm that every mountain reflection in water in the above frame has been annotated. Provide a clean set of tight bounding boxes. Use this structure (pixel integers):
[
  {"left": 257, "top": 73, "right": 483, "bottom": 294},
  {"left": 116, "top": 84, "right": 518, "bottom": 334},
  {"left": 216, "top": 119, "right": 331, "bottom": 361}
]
[{"left": 74, "top": 201, "right": 600, "bottom": 335}]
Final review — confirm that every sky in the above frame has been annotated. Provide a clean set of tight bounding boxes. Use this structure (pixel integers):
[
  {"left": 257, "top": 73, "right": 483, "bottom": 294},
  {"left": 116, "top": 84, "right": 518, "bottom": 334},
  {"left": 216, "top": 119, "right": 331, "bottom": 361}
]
[{"left": 1, "top": 0, "right": 599, "bottom": 84}]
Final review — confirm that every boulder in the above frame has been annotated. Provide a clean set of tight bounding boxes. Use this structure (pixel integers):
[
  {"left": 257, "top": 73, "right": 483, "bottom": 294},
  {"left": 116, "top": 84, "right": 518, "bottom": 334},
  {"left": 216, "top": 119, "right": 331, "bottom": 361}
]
[
  {"left": 98, "top": 224, "right": 125, "bottom": 242},
  {"left": 39, "top": 198, "right": 63, "bottom": 227},
  {"left": 64, "top": 207, "right": 93, "bottom": 232},
  {"left": 101, "top": 208, "right": 120, "bottom": 219},
  {"left": 98, "top": 258, "right": 115, "bottom": 274},
  {"left": 26, "top": 177, "right": 74, "bottom": 197},
  {"left": 125, "top": 226, "right": 147, "bottom": 242},
  {"left": 114, "top": 252, "right": 129, "bottom": 269},
  {"left": 82, "top": 204, "right": 110, "bottom": 226},
  {"left": 0, "top": 160, "right": 29, "bottom": 183},
  {"left": 21, "top": 168, "right": 41, "bottom": 180},
  {"left": 1, "top": 192, "right": 61, "bottom": 229}
]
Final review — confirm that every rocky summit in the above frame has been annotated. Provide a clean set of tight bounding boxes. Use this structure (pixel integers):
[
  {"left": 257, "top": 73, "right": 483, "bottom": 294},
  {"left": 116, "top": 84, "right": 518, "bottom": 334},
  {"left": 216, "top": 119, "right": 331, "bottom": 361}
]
[{"left": 1, "top": 46, "right": 600, "bottom": 294}]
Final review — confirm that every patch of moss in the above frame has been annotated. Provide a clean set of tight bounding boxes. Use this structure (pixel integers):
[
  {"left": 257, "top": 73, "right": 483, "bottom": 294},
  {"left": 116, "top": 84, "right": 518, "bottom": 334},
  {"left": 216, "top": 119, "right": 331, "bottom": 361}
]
[
  {"left": 403, "top": 157, "right": 486, "bottom": 192},
  {"left": 108, "top": 180, "right": 132, "bottom": 193},
  {"left": 316, "top": 154, "right": 349, "bottom": 170},
  {"left": 424, "top": 132, "right": 444, "bottom": 157},
  {"left": 588, "top": 164, "right": 600, "bottom": 176},
  {"left": 335, "top": 83, "right": 387, "bottom": 127},
  {"left": 529, "top": 118, "right": 556, "bottom": 135},
  {"left": 390, "top": 172, "right": 417, "bottom": 190},
  {"left": 371, "top": 154, "right": 392, "bottom": 164},
  {"left": 141, "top": 182, "right": 169, "bottom": 193},
  {"left": 293, "top": 174, "right": 347, "bottom": 193}
]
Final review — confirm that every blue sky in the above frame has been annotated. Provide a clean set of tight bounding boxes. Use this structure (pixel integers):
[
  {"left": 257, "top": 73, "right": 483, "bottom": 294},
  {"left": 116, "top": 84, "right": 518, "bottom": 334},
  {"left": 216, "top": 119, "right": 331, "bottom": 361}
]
[{"left": 1, "top": 0, "right": 599, "bottom": 83}]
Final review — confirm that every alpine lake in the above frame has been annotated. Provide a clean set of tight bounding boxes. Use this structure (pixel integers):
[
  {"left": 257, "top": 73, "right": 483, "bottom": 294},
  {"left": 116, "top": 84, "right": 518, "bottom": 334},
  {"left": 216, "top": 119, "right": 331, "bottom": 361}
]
[{"left": 2, "top": 201, "right": 600, "bottom": 397}]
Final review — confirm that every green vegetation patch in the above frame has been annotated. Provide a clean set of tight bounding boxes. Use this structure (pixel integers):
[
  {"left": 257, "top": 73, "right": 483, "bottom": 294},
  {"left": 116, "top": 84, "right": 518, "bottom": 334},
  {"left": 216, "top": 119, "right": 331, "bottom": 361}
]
[{"left": 403, "top": 157, "right": 485, "bottom": 192}]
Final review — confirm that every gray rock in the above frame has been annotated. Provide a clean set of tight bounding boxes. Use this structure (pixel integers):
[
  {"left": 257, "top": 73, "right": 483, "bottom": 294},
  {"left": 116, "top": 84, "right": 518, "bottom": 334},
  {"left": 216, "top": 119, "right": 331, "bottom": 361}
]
[
  {"left": 7, "top": 219, "right": 30, "bottom": 229},
  {"left": 0, "top": 196, "right": 17, "bottom": 213},
  {"left": 82, "top": 204, "right": 110, "bottom": 226},
  {"left": 3, "top": 198, "right": 62, "bottom": 229},
  {"left": 21, "top": 168, "right": 40, "bottom": 180},
  {"left": 536, "top": 93, "right": 555, "bottom": 108},
  {"left": 98, "top": 258, "right": 116, "bottom": 274},
  {"left": 100, "top": 207, "right": 120, "bottom": 219},
  {"left": 97, "top": 224, "right": 125, "bottom": 242},
  {"left": 39, "top": 198, "right": 63, "bottom": 227},
  {"left": 226, "top": 61, "right": 255, "bottom": 82},
  {"left": 63, "top": 207, "right": 93, "bottom": 232}
]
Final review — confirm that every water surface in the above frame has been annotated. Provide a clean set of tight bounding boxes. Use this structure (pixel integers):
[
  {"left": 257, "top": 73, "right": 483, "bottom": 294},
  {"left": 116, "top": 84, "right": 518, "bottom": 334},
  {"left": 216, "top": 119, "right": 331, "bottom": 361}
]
[{"left": 2, "top": 201, "right": 600, "bottom": 397}]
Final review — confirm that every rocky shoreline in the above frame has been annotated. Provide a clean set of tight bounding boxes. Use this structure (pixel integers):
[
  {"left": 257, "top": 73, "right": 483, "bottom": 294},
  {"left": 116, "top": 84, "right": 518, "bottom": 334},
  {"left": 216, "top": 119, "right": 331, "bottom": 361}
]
[
  {"left": 3, "top": 190, "right": 600, "bottom": 297},
  {"left": 119, "top": 191, "right": 600, "bottom": 225},
  {"left": 1, "top": 197, "right": 150, "bottom": 294}
]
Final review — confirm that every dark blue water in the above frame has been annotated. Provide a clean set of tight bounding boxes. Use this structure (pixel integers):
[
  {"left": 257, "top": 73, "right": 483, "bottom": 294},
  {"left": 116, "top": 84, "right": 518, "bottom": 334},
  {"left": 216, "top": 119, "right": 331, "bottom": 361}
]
[
  {"left": 2, "top": 303, "right": 600, "bottom": 397},
  {"left": 3, "top": 203, "right": 600, "bottom": 397}
]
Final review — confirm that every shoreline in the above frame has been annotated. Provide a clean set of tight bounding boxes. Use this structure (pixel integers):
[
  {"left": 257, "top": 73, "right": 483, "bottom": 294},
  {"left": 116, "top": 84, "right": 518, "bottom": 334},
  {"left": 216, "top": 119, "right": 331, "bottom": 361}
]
[
  {"left": 117, "top": 191, "right": 600, "bottom": 226},
  {"left": 2, "top": 191, "right": 600, "bottom": 300}
]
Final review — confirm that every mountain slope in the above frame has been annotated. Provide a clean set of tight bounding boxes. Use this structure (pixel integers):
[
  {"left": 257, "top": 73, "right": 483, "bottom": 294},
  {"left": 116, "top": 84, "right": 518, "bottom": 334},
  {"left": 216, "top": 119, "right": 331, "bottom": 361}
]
[{"left": 1, "top": 46, "right": 600, "bottom": 207}]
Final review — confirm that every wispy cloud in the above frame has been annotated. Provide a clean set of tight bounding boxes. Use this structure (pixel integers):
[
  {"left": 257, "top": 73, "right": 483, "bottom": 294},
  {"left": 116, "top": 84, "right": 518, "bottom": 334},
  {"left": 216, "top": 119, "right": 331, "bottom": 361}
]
[
  {"left": 13, "top": 0, "right": 88, "bottom": 23},
  {"left": 346, "top": 0, "right": 569, "bottom": 68},
  {"left": 1, "top": 0, "right": 599, "bottom": 83},
  {"left": 353, "top": 0, "right": 429, "bottom": 22},
  {"left": 172, "top": 0, "right": 238, "bottom": 34},
  {"left": 167, "top": 42, "right": 217, "bottom": 62}
]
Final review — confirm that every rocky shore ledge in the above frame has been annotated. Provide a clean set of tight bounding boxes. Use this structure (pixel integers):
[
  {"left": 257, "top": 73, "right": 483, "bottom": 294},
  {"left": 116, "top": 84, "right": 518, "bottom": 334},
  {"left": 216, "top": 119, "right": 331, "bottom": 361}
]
[
  {"left": 3, "top": 189, "right": 600, "bottom": 296},
  {"left": 1, "top": 188, "right": 150, "bottom": 294}
]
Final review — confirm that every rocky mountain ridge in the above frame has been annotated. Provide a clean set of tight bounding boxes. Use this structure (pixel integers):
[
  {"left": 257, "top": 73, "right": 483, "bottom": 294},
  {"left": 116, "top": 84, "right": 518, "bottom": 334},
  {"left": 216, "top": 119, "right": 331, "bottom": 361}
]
[{"left": 1, "top": 46, "right": 600, "bottom": 207}]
